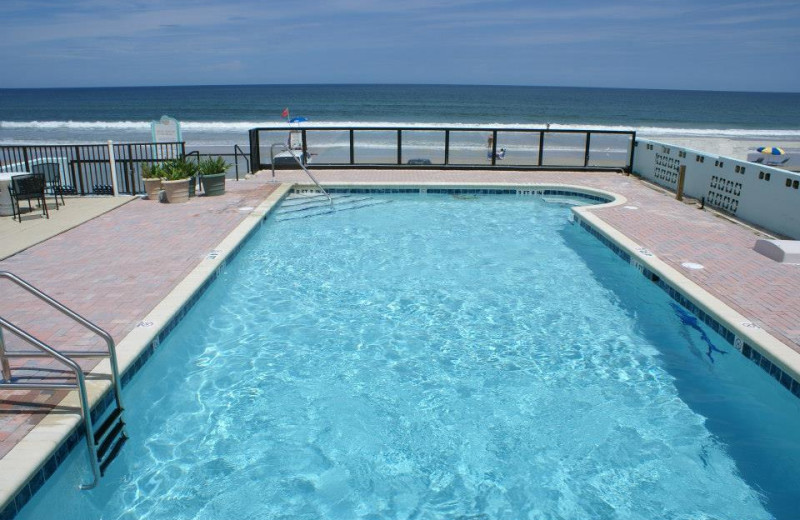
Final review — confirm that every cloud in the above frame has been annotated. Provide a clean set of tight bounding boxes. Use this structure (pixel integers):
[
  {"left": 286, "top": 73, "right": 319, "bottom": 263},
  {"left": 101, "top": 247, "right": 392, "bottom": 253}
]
[{"left": 0, "top": 0, "right": 798, "bottom": 89}]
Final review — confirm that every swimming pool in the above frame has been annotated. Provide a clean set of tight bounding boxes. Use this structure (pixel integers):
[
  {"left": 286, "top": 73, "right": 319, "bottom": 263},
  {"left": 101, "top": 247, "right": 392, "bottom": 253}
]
[{"left": 15, "top": 193, "right": 800, "bottom": 519}]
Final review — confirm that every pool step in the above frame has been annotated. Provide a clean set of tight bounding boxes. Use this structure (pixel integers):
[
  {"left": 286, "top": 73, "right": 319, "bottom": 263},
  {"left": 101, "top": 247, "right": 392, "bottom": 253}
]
[
  {"left": 541, "top": 196, "right": 591, "bottom": 207},
  {"left": 275, "top": 193, "right": 391, "bottom": 221},
  {"left": 278, "top": 193, "right": 353, "bottom": 209},
  {"left": 93, "top": 405, "right": 128, "bottom": 476},
  {"left": 278, "top": 195, "right": 371, "bottom": 215}
]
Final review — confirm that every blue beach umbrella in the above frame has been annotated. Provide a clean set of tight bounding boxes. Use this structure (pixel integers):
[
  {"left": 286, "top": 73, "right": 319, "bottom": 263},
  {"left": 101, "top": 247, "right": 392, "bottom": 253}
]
[
  {"left": 756, "top": 146, "right": 786, "bottom": 155},
  {"left": 289, "top": 116, "right": 308, "bottom": 123}
]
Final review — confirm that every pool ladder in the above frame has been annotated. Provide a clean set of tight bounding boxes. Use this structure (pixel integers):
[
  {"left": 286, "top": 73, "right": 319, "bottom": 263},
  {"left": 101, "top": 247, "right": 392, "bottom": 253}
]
[
  {"left": 269, "top": 143, "right": 390, "bottom": 220},
  {"left": 275, "top": 192, "right": 391, "bottom": 221},
  {"left": 0, "top": 271, "right": 127, "bottom": 490},
  {"left": 270, "top": 142, "right": 334, "bottom": 210}
]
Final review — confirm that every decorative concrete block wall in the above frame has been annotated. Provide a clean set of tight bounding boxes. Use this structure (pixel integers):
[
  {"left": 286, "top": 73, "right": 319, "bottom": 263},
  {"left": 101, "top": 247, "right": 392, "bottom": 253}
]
[{"left": 633, "top": 139, "right": 800, "bottom": 239}]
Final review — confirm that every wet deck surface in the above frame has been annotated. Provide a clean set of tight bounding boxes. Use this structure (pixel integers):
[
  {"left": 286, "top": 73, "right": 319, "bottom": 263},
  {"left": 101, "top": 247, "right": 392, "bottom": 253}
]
[{"left": 1, "top": 168, "right": 798, "bottom": 460}]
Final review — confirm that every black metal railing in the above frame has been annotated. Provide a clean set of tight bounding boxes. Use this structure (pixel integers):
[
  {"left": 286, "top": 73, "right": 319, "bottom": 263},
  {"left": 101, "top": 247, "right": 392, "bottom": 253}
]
[
  {"left": 182, "top": 148, "right": 250, "bottom": 182},
  {"left": 112, "top": 142, "right": 185, "bottom": 194},
  {"left": 0, "top": 142, "right": 185, "bottom": 195},
  {"left": 234, "top": 145, "right": 250, "bottom": 181},
  {"left": 248, "top": 126, "right": 636, "bottom": 173}
]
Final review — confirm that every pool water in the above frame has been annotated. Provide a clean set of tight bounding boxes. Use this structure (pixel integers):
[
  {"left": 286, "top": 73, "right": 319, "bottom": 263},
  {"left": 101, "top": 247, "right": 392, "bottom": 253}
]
[{"left": 17, "top": 194, "right": 800, "bottom": 519}]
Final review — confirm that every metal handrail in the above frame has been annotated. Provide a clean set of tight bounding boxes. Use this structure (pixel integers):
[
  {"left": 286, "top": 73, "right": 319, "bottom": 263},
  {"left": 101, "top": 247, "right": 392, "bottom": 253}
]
[
  {"left": 0, "top": 318, "right": 100, "bottom": 489},
  {"left": 234, "top": 144, "right": 249, "bottom": 181},
  {"left": 0, "top": 271, "right": 125, "bottom": 420},
  {"left": 270, "top": 143, "right": 333, "bottom": 209}
]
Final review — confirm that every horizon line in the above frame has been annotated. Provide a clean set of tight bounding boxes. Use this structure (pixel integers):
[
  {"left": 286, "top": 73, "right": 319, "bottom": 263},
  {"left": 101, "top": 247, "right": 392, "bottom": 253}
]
[{"left": 0, "top": 83, "right": 798, "bottom": 96}]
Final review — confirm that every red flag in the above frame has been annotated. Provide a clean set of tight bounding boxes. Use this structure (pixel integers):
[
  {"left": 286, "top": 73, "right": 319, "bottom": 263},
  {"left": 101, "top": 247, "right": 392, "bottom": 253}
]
[{"left": 281, "top": 107, "right": 289, "bottom": 119}]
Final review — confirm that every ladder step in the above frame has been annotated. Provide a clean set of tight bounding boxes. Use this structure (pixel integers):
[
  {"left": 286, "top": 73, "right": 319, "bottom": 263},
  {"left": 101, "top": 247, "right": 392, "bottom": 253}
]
[
  {"left": 282, "top": 193, "right": 350, "bottom": 207},
  {"left": 277, "top": 197, "right": 369, "bottom": 215},
  {"left": 96, "top": 419, "right": 125, "bottom": 460},
  {"left": 276, "top": 202, "right": 336, "bottom": 215},
  {"left": 99, "top": 435, "right": 128, "bottom": 476},
  {"left": 94, "top": 407, "right": 123, "bottom": 445},
  {"left": 276, "top": 207, "right": 335, "bottom": 221},
  {"left": 276, "top": 199, "right": 391, "bottom": 221}
]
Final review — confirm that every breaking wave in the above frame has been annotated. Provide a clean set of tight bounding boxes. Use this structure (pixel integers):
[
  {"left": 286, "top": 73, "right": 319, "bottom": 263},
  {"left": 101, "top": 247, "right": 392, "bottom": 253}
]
[{"left": 2, "top": 120, "right": 800, "bottom": 139}]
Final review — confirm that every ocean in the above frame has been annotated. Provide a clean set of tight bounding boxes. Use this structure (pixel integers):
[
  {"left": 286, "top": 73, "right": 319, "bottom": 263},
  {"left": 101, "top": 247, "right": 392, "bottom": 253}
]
[{"left": 1, "top": 85, "right": 799, "bottom": 150}]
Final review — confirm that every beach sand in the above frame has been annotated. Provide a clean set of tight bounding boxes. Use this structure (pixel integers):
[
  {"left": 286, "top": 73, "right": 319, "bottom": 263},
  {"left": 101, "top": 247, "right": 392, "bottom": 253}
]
[
  {"left": 639, "top": 135, "right": 800, "bottom": 161},
  {"left": 194, "top": 133, "right": 800, "bottom": 172}
]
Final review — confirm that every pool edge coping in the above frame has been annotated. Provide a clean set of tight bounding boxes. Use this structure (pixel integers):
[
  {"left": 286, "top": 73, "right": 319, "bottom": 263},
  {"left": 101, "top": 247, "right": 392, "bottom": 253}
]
[
  {"left": 2, "top": 179, "right": 799, "bottom": 518},
  {"left": 0, "top": 182, "right": 294, "bottom": 517},
  {"left": 573, "top": 205, "right": 800, "bottom": 385}
]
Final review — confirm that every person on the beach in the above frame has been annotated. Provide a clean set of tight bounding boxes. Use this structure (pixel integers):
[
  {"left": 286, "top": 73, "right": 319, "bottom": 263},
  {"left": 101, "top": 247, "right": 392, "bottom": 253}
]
[{"left": 487, "top": 134, "right": 494, "bottom": 150}]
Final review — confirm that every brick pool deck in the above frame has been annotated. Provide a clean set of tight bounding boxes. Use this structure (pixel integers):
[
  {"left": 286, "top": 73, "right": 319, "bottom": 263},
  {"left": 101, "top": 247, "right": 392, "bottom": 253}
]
[
  {"left": 0, "top": 169, "right": 799, "bottom": 501},
  {"left": 0, "top": 175, "right": 279, "bottom": 457}
]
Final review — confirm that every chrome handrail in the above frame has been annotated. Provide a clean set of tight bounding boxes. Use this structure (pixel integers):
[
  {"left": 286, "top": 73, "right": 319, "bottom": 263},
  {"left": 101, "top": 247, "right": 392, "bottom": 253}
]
[
  {"left": 270, "top": 143, "right": 333, "bottom": 209},
  {"left": 0, "top": 271, "right": 125, "bottom": 414},
  {"left": 0, "top": 317, "right": 100, "bottom": 489}
]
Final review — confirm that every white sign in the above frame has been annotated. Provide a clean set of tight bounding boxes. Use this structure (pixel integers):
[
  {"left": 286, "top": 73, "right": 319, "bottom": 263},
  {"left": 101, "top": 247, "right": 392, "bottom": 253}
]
[
  {"left": 151, "top": 115, "right": 182, "bottom": 144},
  {"left": 150, "top": 115, "right": 182, "bottom": 159}
]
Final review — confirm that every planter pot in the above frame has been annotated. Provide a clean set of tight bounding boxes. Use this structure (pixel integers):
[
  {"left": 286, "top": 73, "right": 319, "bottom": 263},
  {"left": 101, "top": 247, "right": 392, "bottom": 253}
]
[
  {"left": 143, "top": 178, "right": 162, "bottom": 200},
  {"left": 201, "top": 173, "right": 226, "bottom": 196},
  {"left": 161, "top": 178, "right": 191, "bottom": 203}
]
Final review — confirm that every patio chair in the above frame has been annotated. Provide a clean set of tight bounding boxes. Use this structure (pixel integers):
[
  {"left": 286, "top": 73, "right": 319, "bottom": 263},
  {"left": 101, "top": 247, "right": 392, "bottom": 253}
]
[
  {"left": 8, "top": 173, "right": 49, "bottom": 223},
  {"left": 31, "top": 162, "right": 65, "bottom": 209}
]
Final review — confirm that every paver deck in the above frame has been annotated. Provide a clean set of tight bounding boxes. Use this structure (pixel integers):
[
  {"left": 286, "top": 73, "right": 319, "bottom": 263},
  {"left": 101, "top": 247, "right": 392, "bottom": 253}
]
[
  {"left": 0, "top": 174, "right": 278, "bottom": 456},
  {"left": 0, "top": 168, "right": 798, "bottom": 492},
  {"left": 0, "top": 196, "right": 134, "bottom": 260}
]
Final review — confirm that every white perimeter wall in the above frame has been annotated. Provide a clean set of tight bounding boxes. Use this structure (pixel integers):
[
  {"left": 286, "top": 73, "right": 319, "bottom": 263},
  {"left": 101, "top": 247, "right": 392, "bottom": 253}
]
[{"left": 633, "top": 139, "right": 800, "bottom": 239}]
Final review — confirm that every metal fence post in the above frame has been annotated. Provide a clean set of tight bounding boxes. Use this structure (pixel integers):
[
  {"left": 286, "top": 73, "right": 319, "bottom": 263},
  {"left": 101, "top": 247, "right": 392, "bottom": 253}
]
[
  {"left": 126, "top": 144, "right": 135, "bottom": 194},
  {"left": 491, "top": 130, "right": 497, "bottom": 166},
  {"left": 397, "top": 130, "right": 403, "bottom": 165},
  {"left": 248, "top": 130, "right": 260, "bottom": 173},
  {"left": 74, "top": 146, "right": 85, "bottom": 195},
  {"left": 444, "top": 130, "right": 450, "bottom": 165},
  {"left": 301, "top": 130, "right": 308, "bottom": 167},
  {"left": 22, "top": 148, "right": 31, "bottom": 173},
  {"left": 349, "top": 130, "right": 355, "bottom": 164},
  {"left": 584, "top": 132, "right": 591, "bottom": 167},
  {"left": 107, "top": 141, "right": 119, "bottom": 196},
  {"left": 628, "top": 133, "right": 637, "bottom": 173},
  {"left": 538, "top": 132, "right": 545, "bottom": 166}
]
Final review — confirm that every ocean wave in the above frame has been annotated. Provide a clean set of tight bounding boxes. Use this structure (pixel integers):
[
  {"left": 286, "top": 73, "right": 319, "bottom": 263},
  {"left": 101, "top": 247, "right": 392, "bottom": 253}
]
[
  {"left": 2, "top": 120, "right": 800, "bottom": 138},
  {"left": 0, "top": 120, "right": 150, "bottom": 130}
]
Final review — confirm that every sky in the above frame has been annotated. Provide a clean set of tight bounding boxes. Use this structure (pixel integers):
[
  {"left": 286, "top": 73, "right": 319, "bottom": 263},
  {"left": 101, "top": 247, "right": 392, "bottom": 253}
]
[{"left": 0, "top": 0, "right": 798, "bottom": 92}]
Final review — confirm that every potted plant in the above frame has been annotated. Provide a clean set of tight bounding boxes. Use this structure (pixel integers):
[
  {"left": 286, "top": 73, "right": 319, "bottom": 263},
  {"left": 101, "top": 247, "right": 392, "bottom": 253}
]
[
  {"left": 160, "top": 159, "right": 198, "bottom": 203},
  {"left": 141, "top": 163, "right": 164, "bottom": 200},
  {"left": 198, "top": 156, "right": 228, "bottom": 196}
]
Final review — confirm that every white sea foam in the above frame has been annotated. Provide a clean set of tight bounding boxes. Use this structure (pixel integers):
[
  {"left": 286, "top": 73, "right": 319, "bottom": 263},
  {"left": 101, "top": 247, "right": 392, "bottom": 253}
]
[{"left": 2, "top": 120, "right": 800, "bottom": 139}]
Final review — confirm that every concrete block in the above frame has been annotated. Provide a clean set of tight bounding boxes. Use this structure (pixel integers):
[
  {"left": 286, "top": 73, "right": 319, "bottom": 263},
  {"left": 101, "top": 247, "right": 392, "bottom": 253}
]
[{"left": 754, "top": 239, "right": 800, "bottom": 264}]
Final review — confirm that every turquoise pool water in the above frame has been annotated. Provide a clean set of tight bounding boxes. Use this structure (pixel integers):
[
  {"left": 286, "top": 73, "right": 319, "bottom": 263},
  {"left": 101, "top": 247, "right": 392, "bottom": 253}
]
[{"left": 16, "top": 194, "right": 800, "bottom": 519}]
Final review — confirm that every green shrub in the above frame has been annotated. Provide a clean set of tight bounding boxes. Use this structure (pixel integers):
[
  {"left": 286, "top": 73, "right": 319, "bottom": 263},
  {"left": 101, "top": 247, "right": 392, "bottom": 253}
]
[
  {"left": 161, "top": 158, "right": 199, "bottom": 181},
  {"left": 198, "top": 156, "right": 228, "bottom": 176},
  {"left": 141, "top": 162, "right": 163, "bottom": 179}
]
